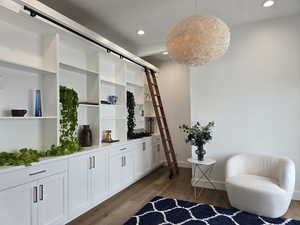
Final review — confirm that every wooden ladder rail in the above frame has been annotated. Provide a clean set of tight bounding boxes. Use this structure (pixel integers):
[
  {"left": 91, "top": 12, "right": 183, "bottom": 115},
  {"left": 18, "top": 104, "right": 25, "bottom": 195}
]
[{"left": 145, "top": 69, "right": 179, "bottom": 178}]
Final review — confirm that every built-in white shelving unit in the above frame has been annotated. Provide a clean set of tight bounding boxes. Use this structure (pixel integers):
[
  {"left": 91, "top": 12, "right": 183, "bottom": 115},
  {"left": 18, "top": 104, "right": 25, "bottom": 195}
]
[
  {"left": 0, "top": 6, "right": 59, "bottom": 152},
  {"left": 0, "top": 1, "right": 156, "bottom": 153},
  {"left": 0, "top": 2, "right": 164, "bottom": 225}
]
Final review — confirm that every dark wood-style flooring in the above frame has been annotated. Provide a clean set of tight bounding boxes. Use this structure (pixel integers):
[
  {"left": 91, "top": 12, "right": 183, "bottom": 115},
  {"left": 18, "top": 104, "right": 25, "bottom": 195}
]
[{"left": 68, "top": 167, "right": 300, "bottom": 225}]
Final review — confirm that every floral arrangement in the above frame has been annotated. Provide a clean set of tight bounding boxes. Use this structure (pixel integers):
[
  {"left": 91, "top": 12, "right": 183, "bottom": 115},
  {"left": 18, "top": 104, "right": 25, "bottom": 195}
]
[
  {"left": 179, "top": 121, "right": 215, "bottom": 160},
  {"left": 179, "top": 121, "right": 215, "bottom": 146}
]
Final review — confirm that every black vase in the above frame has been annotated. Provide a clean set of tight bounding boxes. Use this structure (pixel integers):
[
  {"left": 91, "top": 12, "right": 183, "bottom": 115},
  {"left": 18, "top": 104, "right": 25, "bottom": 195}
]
[
  {"left": 79, "top": 125, "right": 93, "bottom": 147},
  {"left": 195, "top": 144, "right": 206, "bottom": 161}
]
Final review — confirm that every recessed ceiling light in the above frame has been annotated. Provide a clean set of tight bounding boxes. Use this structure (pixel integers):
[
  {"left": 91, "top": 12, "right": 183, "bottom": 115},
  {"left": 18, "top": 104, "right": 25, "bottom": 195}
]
[
  {"left": 162, "top": 51, "right": 168, "bottom": 55},
  {"left": 263, "top": 0, "right": 275, "bottom": 7},
  {"left": 137, "top": 30, "right": 145, "bottom": 36}
]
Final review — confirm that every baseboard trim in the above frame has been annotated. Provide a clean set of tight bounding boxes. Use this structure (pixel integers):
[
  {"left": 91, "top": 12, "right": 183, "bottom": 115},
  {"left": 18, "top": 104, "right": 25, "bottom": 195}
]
[
  {"left": 178, "top": 161, "right": 192, "bottom": 168},
  {"left": 293, "top": 190, "right": 300, "bottom": 200}
]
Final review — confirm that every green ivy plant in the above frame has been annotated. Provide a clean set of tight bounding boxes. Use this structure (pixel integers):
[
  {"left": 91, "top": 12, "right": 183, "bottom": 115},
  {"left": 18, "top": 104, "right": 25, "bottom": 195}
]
[
  {"left": 127, "top": 91, "right": 151, "bottom": 140},
  {"left": 0, "top": 148, "right": 40, "bottom": 166},
  {"left": 127, "top": 91, "right": 136, "bottom": 138},
  {"left": 0, "top": 86, "right": 82, "bottom": 167},
  {"left": 59, "top": 86, "right": 79, "bottom": 145}
]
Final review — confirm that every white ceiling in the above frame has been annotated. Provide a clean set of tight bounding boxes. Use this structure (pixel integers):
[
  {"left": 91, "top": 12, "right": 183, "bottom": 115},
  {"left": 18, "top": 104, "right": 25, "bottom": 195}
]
[{"left": 39, "top": 0, "right": 300, "bottom": 58}]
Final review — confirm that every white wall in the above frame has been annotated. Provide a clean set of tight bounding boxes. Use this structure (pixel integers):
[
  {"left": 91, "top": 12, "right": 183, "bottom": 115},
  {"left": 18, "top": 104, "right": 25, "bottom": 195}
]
[
  {"left": 191, "top": 14, "right": 300, "bottom": 200},
  {"left": 158, "top": 62, "right": 191, "bottom": 167}
]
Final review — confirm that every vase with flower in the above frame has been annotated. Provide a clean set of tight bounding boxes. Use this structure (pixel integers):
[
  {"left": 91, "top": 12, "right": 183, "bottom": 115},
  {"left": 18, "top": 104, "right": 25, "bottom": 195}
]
[{"left": 179, "top": 121, "right": 215, "bottom": 161}]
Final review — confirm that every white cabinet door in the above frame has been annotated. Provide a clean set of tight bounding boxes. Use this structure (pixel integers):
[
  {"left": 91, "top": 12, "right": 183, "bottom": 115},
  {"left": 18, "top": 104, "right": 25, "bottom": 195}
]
[
  {"left": 38, "top": 173, "right": 67, "bottom": 225},
  {"left": 144, "top": 140, "right": 153, "bottom": 172},
  {"left": 68, "top": 154, "right": 90, "bottom": 220},
  {"left": 153, "top": 142, "right": 163, "bottom": 168},
  {"left": 122, "top": 151, "right": 134, "bottom": 186},
  {"left": 109, "top": 154, "right": 123, "bottom": 193},
  {"left": 134, "top": 143, "right": 145, "bottom": 179},
  {"left": 0, "top": 182, "right": 37, "bottom": 225},
  {"left": 90, "top": 150, "right": 108, "bottom": 204}
]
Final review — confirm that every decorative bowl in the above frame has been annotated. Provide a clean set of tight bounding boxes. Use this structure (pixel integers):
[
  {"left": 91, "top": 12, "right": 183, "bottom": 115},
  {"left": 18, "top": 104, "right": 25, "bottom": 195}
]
[
  {"left": 11, "top": 109, "right": 27, "bottom": 117},
  {"left": 108, "top": 96, "right": 118, "bottom": 105}
]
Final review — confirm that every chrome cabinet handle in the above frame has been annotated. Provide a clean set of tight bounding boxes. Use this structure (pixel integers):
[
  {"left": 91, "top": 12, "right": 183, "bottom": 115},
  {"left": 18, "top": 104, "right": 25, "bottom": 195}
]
[
  {"left": 29, "top": 170, "right": 47, "bottom": 176},
  {"left": 89, "top": 157, "right": 93, "bottom": 169},
  {"left": 120, "top": 147, "right": 127, "bottom": 151},
  {"left": 121, "top": 156, "right": 124, "bottom": 167},
  {"left": 142, "top": 142, "right": 146, "bottom": 151},
  {"left": 33, "top": 186, "right": 38, "bottom": 203},
  {"left": 39, "top": 185, "right": 44, "bottom": 201},
  {"left": 124, "top": 156, "right": 126, "bottom": 167},
  {"left": 92, "top": 156, "right": 96, "bottom": 168}
]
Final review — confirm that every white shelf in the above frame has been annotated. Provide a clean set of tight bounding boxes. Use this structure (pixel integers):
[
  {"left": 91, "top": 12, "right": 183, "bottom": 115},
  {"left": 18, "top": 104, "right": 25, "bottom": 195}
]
[
  {"left": 145, "top": 114, "right": 156, "bottom": 117},
  {"left": 0, "top": 116, "right": 57, "bottom": 120},
  {"left": 79, "top": 104, "right": 99, "bottom": 108},
  {"left": 0, "top": 58, "right": 56, "bottom": 75},
  {"left": 100, "top": 117, "right": 126, "bottom": 120},
  {"left": 100, "top": 104, "right": 125, "bottom": 107},
  {"left": 100, "top": 79, "right": 126, "bottom": 87},
  {"left": 60, "top": 62, "right": 98, "bottom": 76},
  {"left": 126, "top": 81, "right": 144, "bottom": 88}
]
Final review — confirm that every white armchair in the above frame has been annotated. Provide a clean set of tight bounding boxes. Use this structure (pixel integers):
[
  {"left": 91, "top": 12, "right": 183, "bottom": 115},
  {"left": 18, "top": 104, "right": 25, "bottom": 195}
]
[{"left": 226, "top": 153, "right": 295, "bottom": 218}]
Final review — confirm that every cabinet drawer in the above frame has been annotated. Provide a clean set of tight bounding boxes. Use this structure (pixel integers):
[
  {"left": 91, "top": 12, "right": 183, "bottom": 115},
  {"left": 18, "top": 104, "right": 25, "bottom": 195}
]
[
  {"left": 108, "top": 144, "right": 130, "bottom": 156},
  {"left": 0, "top": 169, "right": 28, "bottom": 191},
  {"left": 152, "top": 136, "right": 161, "bottom": 145},
  {"left": 26, "top": 159, "right": 67, "bottom": 182}
]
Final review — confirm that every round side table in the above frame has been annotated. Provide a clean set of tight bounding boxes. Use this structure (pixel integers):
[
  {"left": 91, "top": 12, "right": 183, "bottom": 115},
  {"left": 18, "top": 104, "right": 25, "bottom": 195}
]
[{"left": 187, "top": 158, "right": 217, "bottom": 199}]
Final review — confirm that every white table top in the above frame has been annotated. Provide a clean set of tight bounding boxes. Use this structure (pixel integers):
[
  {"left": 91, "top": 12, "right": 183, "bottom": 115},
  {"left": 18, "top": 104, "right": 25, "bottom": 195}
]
[{"left": 187, "top": 158, "right": 216, "bottom": 165}]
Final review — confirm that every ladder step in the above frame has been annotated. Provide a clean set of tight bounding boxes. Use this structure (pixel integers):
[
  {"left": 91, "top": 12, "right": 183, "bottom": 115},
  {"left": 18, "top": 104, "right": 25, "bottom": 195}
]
[{"left": 163, "top": 138, "right": 171, "bottom": 142}]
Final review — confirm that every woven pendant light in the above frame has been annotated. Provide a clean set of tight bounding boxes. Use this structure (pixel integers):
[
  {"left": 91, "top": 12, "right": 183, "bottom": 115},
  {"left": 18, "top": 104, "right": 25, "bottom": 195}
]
[{"left": 167, "top": 15, "right": 230, "bottom": 66}]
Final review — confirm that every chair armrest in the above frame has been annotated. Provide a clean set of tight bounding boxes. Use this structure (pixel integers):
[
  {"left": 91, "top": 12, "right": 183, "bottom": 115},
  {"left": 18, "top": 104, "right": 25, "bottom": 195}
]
[
  {"left": 226, "top": 154, "right": 246, "bottom": 179},
  {"left": 278, "top": 158, "right": 295, "bottom": 194}
]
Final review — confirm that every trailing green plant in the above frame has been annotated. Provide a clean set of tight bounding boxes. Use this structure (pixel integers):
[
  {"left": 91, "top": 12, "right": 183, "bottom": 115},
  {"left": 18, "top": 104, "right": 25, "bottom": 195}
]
[
  {"left": 0, "top": 86, "right": 83, "bottom": 167},
  {"left": 127, "top": 91, "right": 136, "bottom": 138},
  {"left": 59, "top": 86, "right": 80, "bottom": 145},
  {"left": 0, "top": 148, "right": 41, "bottom": 166},
  {"left": 127, "top": 91, "right": 152, "bottom": 140},
  {"left": 41, "top": 86, "right": 82, "bottom": 156}
]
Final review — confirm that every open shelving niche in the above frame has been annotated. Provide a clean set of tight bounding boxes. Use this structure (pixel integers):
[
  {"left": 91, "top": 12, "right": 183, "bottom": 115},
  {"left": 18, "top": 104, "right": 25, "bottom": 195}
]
[
  {"left": 99, "top": 50, "right": 127, "bottom": 144},
  {"left": 0, "top": 7, "right": 59, "bottom": 152},
  {"left": 125, "top": 61, "right": 146, "bottom": 131},
  {"left": 59, "top": 36, "right": 100, "bottom": 147}
]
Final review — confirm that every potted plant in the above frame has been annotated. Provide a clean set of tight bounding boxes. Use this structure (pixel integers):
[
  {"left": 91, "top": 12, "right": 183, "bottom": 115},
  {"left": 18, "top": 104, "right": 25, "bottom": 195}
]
[{"left": 179, "top": 121, "right": 215, "bottom": 161}]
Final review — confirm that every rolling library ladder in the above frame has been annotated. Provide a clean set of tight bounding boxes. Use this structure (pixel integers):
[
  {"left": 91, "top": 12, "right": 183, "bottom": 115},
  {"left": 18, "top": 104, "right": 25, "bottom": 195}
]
[{"left": 145, "top": 69, "right": 179, "bottom": 178}]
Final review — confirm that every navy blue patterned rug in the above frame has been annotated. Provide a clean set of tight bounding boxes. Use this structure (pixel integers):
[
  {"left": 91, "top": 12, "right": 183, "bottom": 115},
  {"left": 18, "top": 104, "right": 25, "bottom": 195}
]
[{"left": 124, "top": 196, "right": 300, "bottom": 225}]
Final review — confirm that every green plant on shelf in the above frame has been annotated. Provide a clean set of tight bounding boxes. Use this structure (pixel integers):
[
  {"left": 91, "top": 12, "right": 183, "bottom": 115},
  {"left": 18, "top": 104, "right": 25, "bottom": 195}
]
[
  {"left": 59, "top": 85, "right": 81, "bottom": 148},
  {"left": 127, "top": 91, "right": 136, "bottom": 138},
  {"left": 127, "top": 91, "right": 151, "bottom": 140},
  {"left": 0, "top": 86, "right": 83, "bottom": 167}
]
